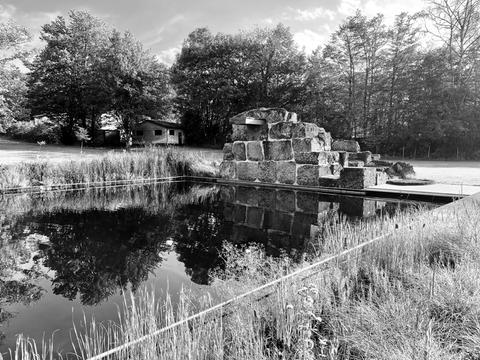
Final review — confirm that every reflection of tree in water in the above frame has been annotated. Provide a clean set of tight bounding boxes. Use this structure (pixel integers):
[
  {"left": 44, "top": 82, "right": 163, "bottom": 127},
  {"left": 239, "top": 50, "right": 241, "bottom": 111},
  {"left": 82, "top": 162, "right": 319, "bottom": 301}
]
[
  {"left": 172, "top": 202, "right": 231, "bottom": 285},
  {"left": 0, "top": 221, "right": 46, "bottom": 345},
  {"left": 28, "top": 208, "right": 171, "bottom": 305}
]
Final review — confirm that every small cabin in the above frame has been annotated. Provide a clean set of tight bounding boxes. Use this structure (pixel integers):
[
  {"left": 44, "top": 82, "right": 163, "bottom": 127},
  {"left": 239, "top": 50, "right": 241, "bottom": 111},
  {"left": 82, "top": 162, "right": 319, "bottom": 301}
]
[{"left": 133, "top": 120, "right": 185, "bottom": 146}]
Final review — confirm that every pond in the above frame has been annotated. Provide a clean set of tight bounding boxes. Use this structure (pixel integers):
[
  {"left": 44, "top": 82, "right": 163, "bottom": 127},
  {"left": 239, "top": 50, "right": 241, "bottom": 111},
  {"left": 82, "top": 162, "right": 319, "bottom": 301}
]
[{"left": 0, "top": 182, "right": 432, "bottom": 355}]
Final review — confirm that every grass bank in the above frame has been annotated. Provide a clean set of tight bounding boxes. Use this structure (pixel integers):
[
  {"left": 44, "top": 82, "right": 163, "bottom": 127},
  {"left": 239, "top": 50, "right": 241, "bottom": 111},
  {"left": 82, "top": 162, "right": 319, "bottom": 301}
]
[
  {"left": 0, "top": 147, "right": 219, "bottom": 191},
  {"left": 4, "top": 196, "right": 480, "bottom": 359}
]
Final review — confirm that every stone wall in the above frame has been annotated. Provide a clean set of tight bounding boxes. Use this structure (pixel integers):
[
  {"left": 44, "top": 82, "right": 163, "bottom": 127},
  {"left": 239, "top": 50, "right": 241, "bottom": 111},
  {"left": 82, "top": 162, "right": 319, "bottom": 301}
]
[{"left": 220, "top": 108, "right": 388, "bottom": 190}]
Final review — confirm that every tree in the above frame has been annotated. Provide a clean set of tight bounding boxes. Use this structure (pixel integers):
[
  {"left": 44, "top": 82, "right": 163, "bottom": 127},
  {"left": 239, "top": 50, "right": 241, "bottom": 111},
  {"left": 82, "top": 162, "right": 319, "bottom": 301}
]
[
  {"left": 27, "top": 11, "right": 110, "bottom": 142},
  {"left": 428, "top": 0, "right": 480, "bottom": 90},
  {"left": 74, "top": 125, "right": 91, "bottom": 153},
  {"left": 104, "top": 30, "right": 172, "bottom": 149},
  {"left": 0, "top": 21, "right": 31, "bottom": 131},
  {"left": 172, "top": 24, "right": 306, "bottom": 145}
]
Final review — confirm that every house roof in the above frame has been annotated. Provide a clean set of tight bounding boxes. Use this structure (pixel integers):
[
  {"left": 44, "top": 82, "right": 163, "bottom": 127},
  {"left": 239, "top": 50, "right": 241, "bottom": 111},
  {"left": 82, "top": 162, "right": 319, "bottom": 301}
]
[{"left": 139, "top": 119, "right": 183, "bottom": 130}]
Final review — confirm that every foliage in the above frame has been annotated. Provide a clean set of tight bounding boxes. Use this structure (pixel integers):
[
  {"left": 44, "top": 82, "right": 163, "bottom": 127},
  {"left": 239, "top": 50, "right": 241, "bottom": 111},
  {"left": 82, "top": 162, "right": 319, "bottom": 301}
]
[
  {"left": 171, "top": 24, "right": 306, "bottom": 145},
  {"left": 0, "top": 21, "right": 31, "bottom": 132},
  {"left": 27, "top": 11, "right": 172, "bottom": 146},
  {"left": 6, "top": 118, "right": 61, "bottom": 144},
  {"left": 103, "top": 30, "right": 172, "bottom": 148}
]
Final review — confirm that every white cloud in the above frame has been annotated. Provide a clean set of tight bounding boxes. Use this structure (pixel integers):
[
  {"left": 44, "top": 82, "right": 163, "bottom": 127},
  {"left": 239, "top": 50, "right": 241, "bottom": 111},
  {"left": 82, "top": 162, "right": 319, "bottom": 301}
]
[
  {"left": 142, "top": 14, "right": 186, "bottom": 48},
  {"left": 363, "top": 0, "right": 426, "bottom": 23},
  {"left": 156, "top": 46, "right": 180, "bottom": 66},
  {"left": 293, "top": 29, "right": 327, "bottom": 54},
  {"left": 0, "top": 4, "right": 16, "bottom": 22},
  {"left": 337, "top": 0, "right": 427, "bottom": 23},
  {"left": 294, "top": 7, "right": 336, "bottom": 21},
  {"left": 338, "top": 0, "right": 362, "bottom": 16}
]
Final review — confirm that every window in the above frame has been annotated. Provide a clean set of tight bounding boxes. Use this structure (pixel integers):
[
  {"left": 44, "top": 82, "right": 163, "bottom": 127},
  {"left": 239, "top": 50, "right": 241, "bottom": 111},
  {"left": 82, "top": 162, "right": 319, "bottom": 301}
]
[
  {"left": 136, "top": 130, "right": 143, "bottom": 136},
  {"left": 169, "top": 129, "right": 175, "bottom": 136},
  {"left": 155, "top": 129, "right": 162, "bottom": 136}
]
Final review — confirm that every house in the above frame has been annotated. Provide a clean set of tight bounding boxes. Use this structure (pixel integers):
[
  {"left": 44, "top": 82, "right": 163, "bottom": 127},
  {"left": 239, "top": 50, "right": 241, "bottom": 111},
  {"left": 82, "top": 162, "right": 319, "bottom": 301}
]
[
  {"left": 133, "top": 119, "right": 185, "bottom": 145},
  {"left": 97, "top": 124, "right": 121, "bottom": 146}
]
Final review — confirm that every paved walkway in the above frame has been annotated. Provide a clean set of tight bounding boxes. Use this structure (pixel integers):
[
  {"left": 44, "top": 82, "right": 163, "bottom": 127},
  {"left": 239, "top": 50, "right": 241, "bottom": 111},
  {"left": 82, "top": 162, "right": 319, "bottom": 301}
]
[{"left": 367, "top": 183, "right": 480, "bottom": 198}]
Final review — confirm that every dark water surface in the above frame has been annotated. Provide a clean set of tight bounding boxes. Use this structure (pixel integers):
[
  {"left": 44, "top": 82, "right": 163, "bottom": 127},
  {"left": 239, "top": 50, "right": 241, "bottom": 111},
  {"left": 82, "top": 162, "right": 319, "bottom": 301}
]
[{"left": 0, "top": 182, "right": 429, "bottom": 355}]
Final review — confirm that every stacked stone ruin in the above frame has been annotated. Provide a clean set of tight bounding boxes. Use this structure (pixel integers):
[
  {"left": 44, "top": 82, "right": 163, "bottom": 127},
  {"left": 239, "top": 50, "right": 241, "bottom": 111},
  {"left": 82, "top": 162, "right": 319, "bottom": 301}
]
[{"left": 220, "top": 108, "right": 388, "bottom": 189}]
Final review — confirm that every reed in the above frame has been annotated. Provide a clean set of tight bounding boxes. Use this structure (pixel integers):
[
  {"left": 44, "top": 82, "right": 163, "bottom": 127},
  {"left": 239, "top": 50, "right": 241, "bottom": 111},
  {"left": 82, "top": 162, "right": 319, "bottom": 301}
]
[
  {"left": 0, "top": 147, "right": 219, "bottom": 191},
  {"left": 3, "top": 195, "right": 480, "bottom": 360}
]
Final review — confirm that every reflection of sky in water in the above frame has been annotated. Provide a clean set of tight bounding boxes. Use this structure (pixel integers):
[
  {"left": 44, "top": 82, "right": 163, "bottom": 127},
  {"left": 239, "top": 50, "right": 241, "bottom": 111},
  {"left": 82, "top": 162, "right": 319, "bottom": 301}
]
[{"left": 0, "top": 182, "right": 426, "bottom": 355}]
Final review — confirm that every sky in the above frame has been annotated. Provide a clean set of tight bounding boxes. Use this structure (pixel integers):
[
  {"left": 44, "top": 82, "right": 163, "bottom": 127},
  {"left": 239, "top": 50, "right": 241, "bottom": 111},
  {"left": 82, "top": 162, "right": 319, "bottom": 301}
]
[{"left": 1, "top": 0, "right": 429, "bottom": 65}]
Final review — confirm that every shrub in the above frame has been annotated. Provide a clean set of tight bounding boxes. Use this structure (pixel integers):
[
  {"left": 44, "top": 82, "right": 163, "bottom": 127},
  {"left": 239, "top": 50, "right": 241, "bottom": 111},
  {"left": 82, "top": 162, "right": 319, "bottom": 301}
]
[{"left": 7, "top": 119, "right": 61, "bottom": 144}]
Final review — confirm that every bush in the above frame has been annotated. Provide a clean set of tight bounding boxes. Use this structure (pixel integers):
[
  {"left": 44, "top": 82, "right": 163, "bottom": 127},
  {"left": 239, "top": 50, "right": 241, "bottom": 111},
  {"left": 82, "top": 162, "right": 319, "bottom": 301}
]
[
  {"left": 471, "top": 149, "right": 480, "bottom": 161},
  {"left": 7, "top": 119, "right": 61, "bottom": 144}
]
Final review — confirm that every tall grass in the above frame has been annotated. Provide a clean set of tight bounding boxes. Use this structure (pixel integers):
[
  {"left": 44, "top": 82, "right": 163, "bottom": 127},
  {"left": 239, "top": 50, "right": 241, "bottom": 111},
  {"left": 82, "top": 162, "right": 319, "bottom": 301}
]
[
  {"left": 3, "top": 195, "right": 480, "bottom": 359},
  {"left": 0, "top": 147, "right": 219, "bottom": 191}
]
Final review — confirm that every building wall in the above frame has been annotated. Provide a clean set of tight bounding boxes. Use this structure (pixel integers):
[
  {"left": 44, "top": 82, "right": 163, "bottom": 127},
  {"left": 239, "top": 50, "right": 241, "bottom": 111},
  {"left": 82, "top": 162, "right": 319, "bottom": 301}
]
[{"left": 133, "top": 122, "right": 184, "bottom": 145}]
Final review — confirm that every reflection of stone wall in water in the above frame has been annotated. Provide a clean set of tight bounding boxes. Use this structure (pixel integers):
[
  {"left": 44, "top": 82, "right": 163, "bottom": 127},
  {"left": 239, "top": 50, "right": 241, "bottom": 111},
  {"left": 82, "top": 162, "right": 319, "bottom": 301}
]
[
  {"left": 220, "top": 108, "right": 389, "bottom": 189},
  {"left": 219, "top": 185, "right": 387, "bottom": 256}
]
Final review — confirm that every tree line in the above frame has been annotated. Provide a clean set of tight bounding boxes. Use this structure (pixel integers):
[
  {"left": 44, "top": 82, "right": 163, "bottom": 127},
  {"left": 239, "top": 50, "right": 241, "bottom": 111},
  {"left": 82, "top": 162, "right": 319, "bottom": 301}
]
[{"left": 1, "top": 0, "right": 479, "bottom": 158}]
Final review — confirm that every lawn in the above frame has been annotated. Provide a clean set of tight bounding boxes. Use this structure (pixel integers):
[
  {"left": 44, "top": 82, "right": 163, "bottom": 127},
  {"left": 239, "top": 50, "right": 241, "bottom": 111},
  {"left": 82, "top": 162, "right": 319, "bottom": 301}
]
[{"left": 1, "top": 136, "right": 479, "bottom": 185}]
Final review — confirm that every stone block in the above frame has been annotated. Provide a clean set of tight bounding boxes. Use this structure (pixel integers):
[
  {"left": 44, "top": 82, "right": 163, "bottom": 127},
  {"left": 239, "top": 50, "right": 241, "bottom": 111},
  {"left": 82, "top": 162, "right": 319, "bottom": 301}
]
[
  {"left": 330, "top": 163, "right": 343, "bottom": 175},
  {"left": 236, "top": 186, "right": 259, "bottom": 206},
  {"left": 317, "top": 200, "right": 332, "bottom": 212},
  {"left": 267, "top": 230, "right": 294, "bottom": 250},
  {"left": 349, "top": 151, "right": 372, "bottom": 164},
  {"left": 297, "top": 165, "right": 319, "bottom": 186},
  {"left": 232, "top": 224, "right": 267, "bottom": 245},
  {"left": 219, "top": 185, "right": 235, "bottom": 202},
  {"left": 376, "top": 170, "right": 388, "bottom": 185},
  {"left": 268, "top": 211, "right": 293, "bottom": 233},
  {"left": 332, "top": 139, "right": 361, "bottom": 152},
  {"left": 276, "top": 190, "right": 296, "bottom": 213},
  {"left": 246, "top": 207, "right": 263, "bottom": 229},
  {"left": 233, "top": 205, "right": 247, "bottom": 223},
  {"left": 348, "top": 160, "right": 364, "bottom": 167},
  {"left": 275, "top": 161, "right": 296, "bottom": 184},
  {"left": 338, "top": 151, "right": 348, "bottom": 167},
  {"left": 230, "top": 108, "right": 288, "bottom": 125},
  {"left": 292, "top": 138, "right": 323, "bottom": 153},
  {"left": 269, "top": 122, "right": 293, "bottom": 139},
  {"left": 292, "top": 122, "right": 319, "bottom": 138},
  {"left": 247, "top": 141, "right": 264, "bottom": 161},
  {"left": 223, "top": 143, "right": 234, "bottom": 160},
  {"left": 258, "top": 161, "right": 276, "bottom": 183},
  {"left": 318, "top": 165, "right": 332, "bottom": 176},
  {"left": 286, "top": 112, "right": 298, "bottom": 122},
  {"left": 219, "top": 161, "right": 236, "bottom": 179},
  {"left": 372, "top": 153, "right": 381, "bottom": 161},
  {"left": 257, "top": 188, "right": 276, "bottom": 208},
  {"left": 318, "top": 175, "right": 340, "bottom": 188},
  {"left": 223, "top": 204, "right": 234, "bottom": 221},
  {"left": 292, "top": 213, "right": 318, "bottom": 237},
  {"left": 264, "top": 140, "right": 293, "bottom": 161},
  {"left": 231, "top": 124, "right": 268, "bottom": 141},
  {"left": 232, "top": 142, "right": 246, "bottom": 161},
  {"left": 294, "top": 151, "right": 328, "bottom": 165},
  {"left": 326, "top": 151, "right": 340, "bottom": 163},
  {"left": 340, "top": 167, "right": 376, "bottom": 189},
  {"left": 317, "top": 129, "right": 332, "bottom": 150},
  {"left": 237, "top": 162, "right": 259, "bottom": 181},
  {"left": 296, "top": 191, "right": 319, "bottom": 213},
  {"left": 223, "top": 204, "right": 235, "bottom": 221}
]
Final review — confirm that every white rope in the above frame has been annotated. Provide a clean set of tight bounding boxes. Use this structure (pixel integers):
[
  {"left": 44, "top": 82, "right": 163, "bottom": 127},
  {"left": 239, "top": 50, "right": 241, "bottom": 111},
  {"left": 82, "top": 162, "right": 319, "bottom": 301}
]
[{"left": 87, "top": 230, "right": 395, "bottom": 360}]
